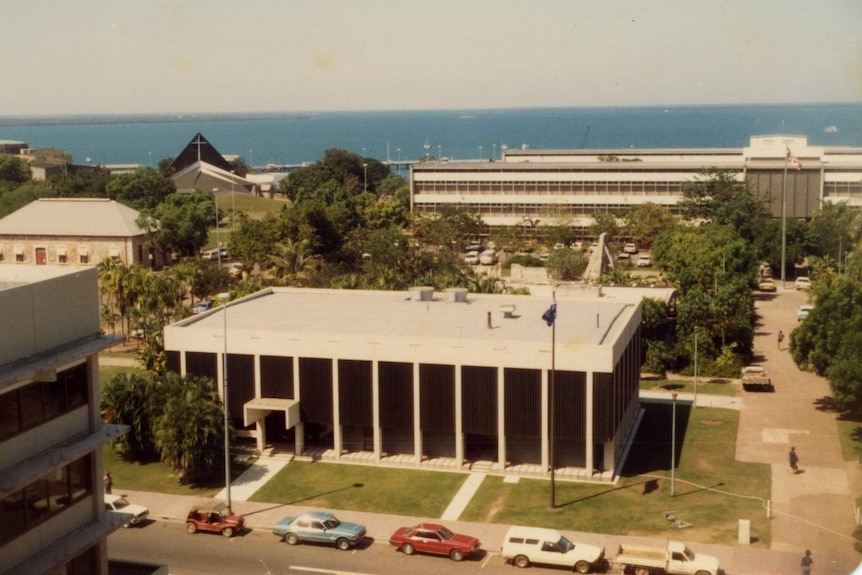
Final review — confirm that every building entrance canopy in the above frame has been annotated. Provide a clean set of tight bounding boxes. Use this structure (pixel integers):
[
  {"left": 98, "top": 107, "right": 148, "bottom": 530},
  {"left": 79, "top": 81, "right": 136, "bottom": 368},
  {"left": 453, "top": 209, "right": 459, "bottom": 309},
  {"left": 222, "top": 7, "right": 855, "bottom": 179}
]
[{"left": 243, "top": 397, "right": 300, "bottom": 429}]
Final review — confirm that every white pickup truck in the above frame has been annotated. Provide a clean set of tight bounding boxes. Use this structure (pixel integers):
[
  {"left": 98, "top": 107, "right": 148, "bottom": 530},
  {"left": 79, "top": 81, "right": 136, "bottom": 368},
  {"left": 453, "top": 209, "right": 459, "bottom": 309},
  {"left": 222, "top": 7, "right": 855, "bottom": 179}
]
[
  {"left": 614, "top": 541, "right": 720, "bottom": 575},
  {"left": 741, "top": 365, "right": 773, "bottom": 391}
]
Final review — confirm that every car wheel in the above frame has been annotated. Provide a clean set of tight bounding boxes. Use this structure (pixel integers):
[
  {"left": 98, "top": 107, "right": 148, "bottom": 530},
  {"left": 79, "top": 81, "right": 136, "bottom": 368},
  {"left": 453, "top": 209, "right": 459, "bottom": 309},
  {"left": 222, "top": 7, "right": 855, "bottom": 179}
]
[
  {"left": 221, "top": 526, "right": 234, "bottom": 537},
  {"left": 402, "top": 543, "right": 416, "bottom": 555},
  {"left": 574, "top": 560, "right": 591, "bottom": 574},
  {"left": 285, "top": 533, "right": 299, "bottom": 545},
  {"left": 186, "top": 522, "right": 197, "bottom": 534},
  {"left": 450, "top": 549, "right": 465, "bottom": 561},
  {"left": 336, "top": 538, "right": 351, "bottom": 551},
  {"left": 514, "top": 555, "right": 530, "bottom": 568}
]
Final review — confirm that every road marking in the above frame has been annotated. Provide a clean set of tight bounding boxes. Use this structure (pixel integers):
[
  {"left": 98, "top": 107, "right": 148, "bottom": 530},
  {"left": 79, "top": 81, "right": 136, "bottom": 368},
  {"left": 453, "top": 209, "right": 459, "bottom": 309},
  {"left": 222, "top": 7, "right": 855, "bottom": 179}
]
[{"left": 289, "top": 565, "right": 373, "bottom": 575}]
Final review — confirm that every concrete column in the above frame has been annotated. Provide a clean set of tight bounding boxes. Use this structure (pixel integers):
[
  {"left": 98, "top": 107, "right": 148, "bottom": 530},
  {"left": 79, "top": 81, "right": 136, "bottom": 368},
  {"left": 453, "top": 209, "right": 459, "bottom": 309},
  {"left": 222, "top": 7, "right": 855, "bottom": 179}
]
[
  {"left": 541, "top": 367, "right": 549, "bottom": 474},
  {"left": 586, "top": 371, "right": 594, "bottom": 473},
  {"left": 455, "top": 365, "right": 464, "bottom": 466},
  {"left": 372, "top": 360, "right": 382, "bottom": 461},
  {"left": 332, "top": 359, "right": 342, "bottom": 458},
  {"left": 254, "top": 354, "right": 264, "bottom": 452},
  {"left": 497, "top": 366, "right": 506, "bottom": 471},
  {"left": 413, "top": 363, "right": 422, "bottom": 466},
  {"left": 294, "top": 356, "right": 304, "bottom": 456}
]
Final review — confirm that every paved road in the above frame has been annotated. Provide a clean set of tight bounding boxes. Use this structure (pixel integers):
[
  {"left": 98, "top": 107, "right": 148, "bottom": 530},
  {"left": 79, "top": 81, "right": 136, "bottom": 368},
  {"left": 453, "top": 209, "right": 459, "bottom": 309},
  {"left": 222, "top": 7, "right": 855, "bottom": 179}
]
[{"left": 737, "top": 287, "right": 860, "bottom": 574}]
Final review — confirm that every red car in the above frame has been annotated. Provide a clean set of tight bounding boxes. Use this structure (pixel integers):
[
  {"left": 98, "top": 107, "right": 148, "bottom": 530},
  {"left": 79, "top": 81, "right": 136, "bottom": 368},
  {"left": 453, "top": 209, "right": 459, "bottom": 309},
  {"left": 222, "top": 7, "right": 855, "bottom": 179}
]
[
  {"left": 389, "top": 523, "right": 481, "bottom": 561},
  {"left": 185, "top": 504, "right": 245, "bottom": 537}
]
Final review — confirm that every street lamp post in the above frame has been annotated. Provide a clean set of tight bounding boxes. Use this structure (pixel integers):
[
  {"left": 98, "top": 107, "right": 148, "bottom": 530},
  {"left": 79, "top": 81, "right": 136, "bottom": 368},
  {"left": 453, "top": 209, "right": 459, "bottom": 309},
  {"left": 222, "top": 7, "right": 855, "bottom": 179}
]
[
  {"left": 230, "top": 171, "right": 236, "bottom": 235},
  {"left": 671, "top": 392, "right": 678, "bottom": 496},
  {"left": 693, "top": 328, "right": 698, "bottom": 408},
  {"left": 212, "top": 188, "right": 232, "bottom": 514},
  {"left": 363, "top": 163, "right": 368, "bottom": 193},
  {"left": 478, "top": 145, "right": 483, "bottom": 160},
  {"left": 492, "top": 143, "right": 496, "bottom": 161}
]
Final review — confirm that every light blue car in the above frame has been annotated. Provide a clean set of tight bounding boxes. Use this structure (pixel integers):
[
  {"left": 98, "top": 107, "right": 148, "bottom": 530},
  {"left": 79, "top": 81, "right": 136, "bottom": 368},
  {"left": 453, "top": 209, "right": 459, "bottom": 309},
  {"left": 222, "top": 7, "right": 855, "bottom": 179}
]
[{"left": 273, "top": 511, "right": 366, "bottom": 550}]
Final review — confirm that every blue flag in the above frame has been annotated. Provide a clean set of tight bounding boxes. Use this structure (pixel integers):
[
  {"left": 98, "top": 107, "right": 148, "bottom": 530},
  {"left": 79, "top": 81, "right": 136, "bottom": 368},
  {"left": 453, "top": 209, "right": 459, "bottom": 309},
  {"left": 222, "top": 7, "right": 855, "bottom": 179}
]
[{"left": 542, "top": 303, "right": 557, "bottom": 326}]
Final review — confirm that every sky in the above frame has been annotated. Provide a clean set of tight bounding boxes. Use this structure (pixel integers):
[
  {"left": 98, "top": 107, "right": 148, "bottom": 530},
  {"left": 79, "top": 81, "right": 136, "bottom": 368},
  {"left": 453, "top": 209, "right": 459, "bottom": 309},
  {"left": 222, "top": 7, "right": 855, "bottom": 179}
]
[{"left": 1, "top": 0, "right": 861, "bottom": 116}]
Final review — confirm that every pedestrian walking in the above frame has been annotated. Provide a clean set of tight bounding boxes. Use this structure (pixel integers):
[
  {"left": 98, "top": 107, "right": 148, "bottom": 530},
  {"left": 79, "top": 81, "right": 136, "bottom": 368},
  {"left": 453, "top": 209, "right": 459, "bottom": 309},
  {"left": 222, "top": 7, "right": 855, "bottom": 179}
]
[
  {"left": 789, "top": 447, "right": 799, "bottom": 474},
  {"left": 778, "top": 330, "right": 785, "bottom": 350},
  {"left": 103, "top": 471, "right": 113, "bottom": 494},
  {"left": 800, "top": 549, "right": 813, "bottom": 574}
]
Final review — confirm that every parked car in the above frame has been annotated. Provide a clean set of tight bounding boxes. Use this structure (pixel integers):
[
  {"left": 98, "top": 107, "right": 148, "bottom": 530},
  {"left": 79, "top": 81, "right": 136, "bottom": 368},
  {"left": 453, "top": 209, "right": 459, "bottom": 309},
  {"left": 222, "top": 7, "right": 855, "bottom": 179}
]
[
  {"left": 500, "top": 526, "right": 605, "bottom": 573},
  {"left": 105, "top": 494, "right": 149, "bottom": 528},
  {"left": 463, "top": 251, "right": 480, "bottom": 265},
  {"left": 273, "top": 511, "right": 366, "bottom": 550},
  {"left": 757, "top": 278, "right": 777, "bottom": 292},
  {"left": 636, "top": 254, "right": 651, "bottom": 267},
  {"left": 479, "top": 249, "right": 498, "bottom": 265},
  {"left": 617, "top": 252, "right": 630, "bottom": 260},
  {"left": 192, "top": 300, "right": 213, "bottom": 314},
  {"left": 389, "top": 523, "right": 481, "bottom": 561},
  {"left": 209, "top": 248, "right": 228, "bottom": 261},
  {"left": 795, "top": 276, "right": 811, "bottom": 290},
  {"left": 797, "top": 304, "right": 814, "bottom": 321},
  {"left": 623, "top": 242, "right": 638, "bottom": 254},
  {"left": 186, "top": 504, "right": 245, "bottom": 537}
]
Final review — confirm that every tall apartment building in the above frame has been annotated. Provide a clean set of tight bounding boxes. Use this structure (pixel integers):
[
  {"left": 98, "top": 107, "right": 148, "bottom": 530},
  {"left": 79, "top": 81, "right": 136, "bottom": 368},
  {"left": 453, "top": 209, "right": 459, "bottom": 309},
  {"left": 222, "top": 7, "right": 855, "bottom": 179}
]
[{"left": 0, "top": 266, "right": 125, "bottom": 575}]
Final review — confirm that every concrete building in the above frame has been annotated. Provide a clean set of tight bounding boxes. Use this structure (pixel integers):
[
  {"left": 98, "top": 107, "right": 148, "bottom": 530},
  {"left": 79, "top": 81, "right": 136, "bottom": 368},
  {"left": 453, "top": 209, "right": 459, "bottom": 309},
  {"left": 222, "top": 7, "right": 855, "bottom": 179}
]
[
  {"left": 0, "top": 266, "right": 126, "bottom": 575},
  {"left": 0, "top": 198, "right": 165, "bottom": 269},
  {"left": 410, "top": 135, "right": 862, "bottom": 234},
  {"left": 163, "top": 286, "right": 644, "bottom": 481}
]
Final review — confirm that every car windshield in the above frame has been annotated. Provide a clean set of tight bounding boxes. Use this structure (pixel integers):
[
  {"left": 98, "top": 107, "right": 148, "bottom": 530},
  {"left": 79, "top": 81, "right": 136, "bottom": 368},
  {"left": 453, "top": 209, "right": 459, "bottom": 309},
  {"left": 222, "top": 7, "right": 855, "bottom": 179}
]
[
  {"left": 323, "top": 518, "right": 341, "bottom": 529},
  {"left": 438, "top": 527, "right": 454, "bottom": 540},
  {"left": 112, "top": 497, "right": 129, "bottom": 509},
  {"left": 557, "top": 536, "right": 574, "bottom": 552}
]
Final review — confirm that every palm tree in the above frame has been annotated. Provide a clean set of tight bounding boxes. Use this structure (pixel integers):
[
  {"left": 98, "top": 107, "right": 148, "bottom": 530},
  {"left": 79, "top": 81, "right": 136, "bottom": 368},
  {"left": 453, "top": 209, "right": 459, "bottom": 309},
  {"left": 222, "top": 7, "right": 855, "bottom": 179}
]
[
  {"left": 267, "top": 239, "right": 319, "bottom": 285},
  {"left": 152, "top": 373, "right": 230, "bottom": 483},
  {"left": 101, "top": 369, "right": 157, "bottom": 458}
]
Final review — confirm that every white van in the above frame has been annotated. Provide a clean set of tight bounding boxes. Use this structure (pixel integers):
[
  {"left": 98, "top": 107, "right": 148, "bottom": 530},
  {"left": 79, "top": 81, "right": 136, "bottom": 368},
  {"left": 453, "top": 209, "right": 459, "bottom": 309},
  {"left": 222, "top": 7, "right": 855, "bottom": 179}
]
[{"left": 500, "top": 526, "right": 605, "bottom": 573}]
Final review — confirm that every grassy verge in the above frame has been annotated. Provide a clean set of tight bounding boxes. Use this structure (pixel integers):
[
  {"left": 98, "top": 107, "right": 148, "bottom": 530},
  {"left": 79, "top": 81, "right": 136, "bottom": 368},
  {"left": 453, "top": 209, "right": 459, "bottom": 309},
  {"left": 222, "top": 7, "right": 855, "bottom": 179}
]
[
  {"left": 461, "top": 405, "right": 771, "bottom": 547},
  {"left": 250, "top": 462, "right": 466, "bottom": 517},
  {"left": 102, "top": 444, "right": 254, "bottom": 497},
  {"left": 836, "top": 414, "right": 862, "bottom": 462}
]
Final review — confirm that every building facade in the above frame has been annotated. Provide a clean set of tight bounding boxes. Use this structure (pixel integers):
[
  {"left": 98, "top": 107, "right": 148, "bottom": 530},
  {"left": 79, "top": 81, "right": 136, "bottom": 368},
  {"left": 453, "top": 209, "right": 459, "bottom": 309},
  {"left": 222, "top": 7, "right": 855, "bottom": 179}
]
[
  {"left": 0, "top": 198, "right": 165, "bottom": 269},
  {"left": 410, "top": 135, "right": 862, "bottom": 233},
  {"left": 0, "top": 266, "right": 125, "bottom": 575},
  {"left": 163, "top": 286, "right": 644, "bottom": 481}
]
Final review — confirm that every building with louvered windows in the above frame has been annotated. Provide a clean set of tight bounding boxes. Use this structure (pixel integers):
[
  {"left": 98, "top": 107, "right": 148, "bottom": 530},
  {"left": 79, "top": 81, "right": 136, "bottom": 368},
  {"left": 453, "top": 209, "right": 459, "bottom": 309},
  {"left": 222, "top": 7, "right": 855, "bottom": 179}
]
[{"left": 163, "top": 285, "right": 648, "bottom": 482}]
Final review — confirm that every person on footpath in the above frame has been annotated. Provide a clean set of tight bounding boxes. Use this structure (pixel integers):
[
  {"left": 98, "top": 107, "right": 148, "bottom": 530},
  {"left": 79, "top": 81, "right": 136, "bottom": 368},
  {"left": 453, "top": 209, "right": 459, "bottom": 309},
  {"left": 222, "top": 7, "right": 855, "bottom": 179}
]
[
  {"left": 800, "top": 549, "right": 813, "bottom": 574},
  {"left": 789, "top": 447, "right": 799, "bottom": 474},
  {"left": 103, "top": 471, "right": 113, "bottom": 494},
  {"left": 778, "top": 329, "right": 785, "bottom": 350}
]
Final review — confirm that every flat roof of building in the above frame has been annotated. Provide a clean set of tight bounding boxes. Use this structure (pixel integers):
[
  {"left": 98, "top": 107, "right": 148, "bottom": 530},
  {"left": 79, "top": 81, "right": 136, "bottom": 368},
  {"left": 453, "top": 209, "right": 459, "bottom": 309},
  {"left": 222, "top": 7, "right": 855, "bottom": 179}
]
[{"left": 166, "top": 287, "right": 641, "bottom": 371}]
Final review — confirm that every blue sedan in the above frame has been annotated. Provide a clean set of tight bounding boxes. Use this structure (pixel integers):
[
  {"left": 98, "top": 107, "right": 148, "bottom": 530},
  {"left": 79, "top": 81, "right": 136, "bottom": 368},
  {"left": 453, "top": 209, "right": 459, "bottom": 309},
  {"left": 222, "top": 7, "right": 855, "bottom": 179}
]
[{"left": 273, "top": 511, "right": 366, "bottom": 550}]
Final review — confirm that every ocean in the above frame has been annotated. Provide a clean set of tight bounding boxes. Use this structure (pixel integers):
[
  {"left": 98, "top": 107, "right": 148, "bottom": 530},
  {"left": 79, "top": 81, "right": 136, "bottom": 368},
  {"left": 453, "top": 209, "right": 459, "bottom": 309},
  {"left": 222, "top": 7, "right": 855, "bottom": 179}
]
[{"left": 0, "top": 104, "right": 859, "bottom": 168}]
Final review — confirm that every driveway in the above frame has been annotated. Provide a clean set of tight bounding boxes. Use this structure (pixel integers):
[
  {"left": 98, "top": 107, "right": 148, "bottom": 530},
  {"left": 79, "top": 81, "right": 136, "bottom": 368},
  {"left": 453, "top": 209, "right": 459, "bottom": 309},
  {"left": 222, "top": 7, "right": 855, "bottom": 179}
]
[{"left": 736, "top": 287, "right": 860, "bottom": 572}]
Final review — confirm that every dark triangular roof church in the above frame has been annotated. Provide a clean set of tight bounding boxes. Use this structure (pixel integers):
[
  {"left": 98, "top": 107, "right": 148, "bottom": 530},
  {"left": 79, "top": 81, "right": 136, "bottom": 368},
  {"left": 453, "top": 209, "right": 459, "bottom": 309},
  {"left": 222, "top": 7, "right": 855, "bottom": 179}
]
[{"left": 165, "top": 133, "right": 255, "bottom": 196}]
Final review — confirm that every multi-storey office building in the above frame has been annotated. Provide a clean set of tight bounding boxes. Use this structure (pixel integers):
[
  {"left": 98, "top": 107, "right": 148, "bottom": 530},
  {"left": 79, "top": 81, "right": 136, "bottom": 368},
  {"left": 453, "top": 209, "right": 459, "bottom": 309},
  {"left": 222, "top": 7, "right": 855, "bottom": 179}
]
[
  {"left": 164, "top": 286, "right": 644, "bottom": 481},
  {"left": 0, "top": 266, "right": 127, "bottom": 575},
  {"left": 410, "top": 135, "right": 862, "bottom": 233}
]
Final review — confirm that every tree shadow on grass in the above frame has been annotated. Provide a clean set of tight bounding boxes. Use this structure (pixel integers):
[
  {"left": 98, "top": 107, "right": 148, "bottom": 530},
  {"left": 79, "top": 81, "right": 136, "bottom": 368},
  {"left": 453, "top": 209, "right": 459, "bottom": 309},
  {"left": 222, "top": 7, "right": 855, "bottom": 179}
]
[{"left": 243, "top": 483, "right": 365, "bottom": 517}]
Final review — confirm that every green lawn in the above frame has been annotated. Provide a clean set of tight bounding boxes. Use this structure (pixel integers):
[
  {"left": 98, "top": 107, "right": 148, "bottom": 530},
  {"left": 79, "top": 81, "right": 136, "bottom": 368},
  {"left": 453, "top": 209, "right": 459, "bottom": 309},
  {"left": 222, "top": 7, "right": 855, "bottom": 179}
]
[
  {"left": 250, "top": 462, "right": 466, "bottom": 518},
  {"left": 460, "top": 405, "right": 771, "bottom": 547},
  {"left": 836, "top": 414, "right": 862, "bottom": 462},
  {"left": 102, "top": 443, "right": 253, "bottom": 497}
]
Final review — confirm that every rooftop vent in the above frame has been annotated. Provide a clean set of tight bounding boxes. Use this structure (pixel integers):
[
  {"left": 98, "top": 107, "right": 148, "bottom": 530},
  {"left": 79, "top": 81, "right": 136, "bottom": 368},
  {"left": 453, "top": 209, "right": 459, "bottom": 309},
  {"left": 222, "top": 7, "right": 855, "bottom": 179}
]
[
  {"left": 409, "top": 286, "right": 434, "bottom": 302},
  {"left": 444, "top": 287, "right": 468, "bottom": 303}
]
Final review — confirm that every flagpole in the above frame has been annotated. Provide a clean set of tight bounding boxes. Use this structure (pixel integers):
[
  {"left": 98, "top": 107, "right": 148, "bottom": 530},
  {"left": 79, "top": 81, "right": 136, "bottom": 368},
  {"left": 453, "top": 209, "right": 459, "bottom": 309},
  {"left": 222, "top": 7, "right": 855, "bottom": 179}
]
[
  {"left": 781, "top": 148, "right": 788, "bottom": 290},
  {"left": 549, "top": 295, "right": 556, "bottom": 510}
]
